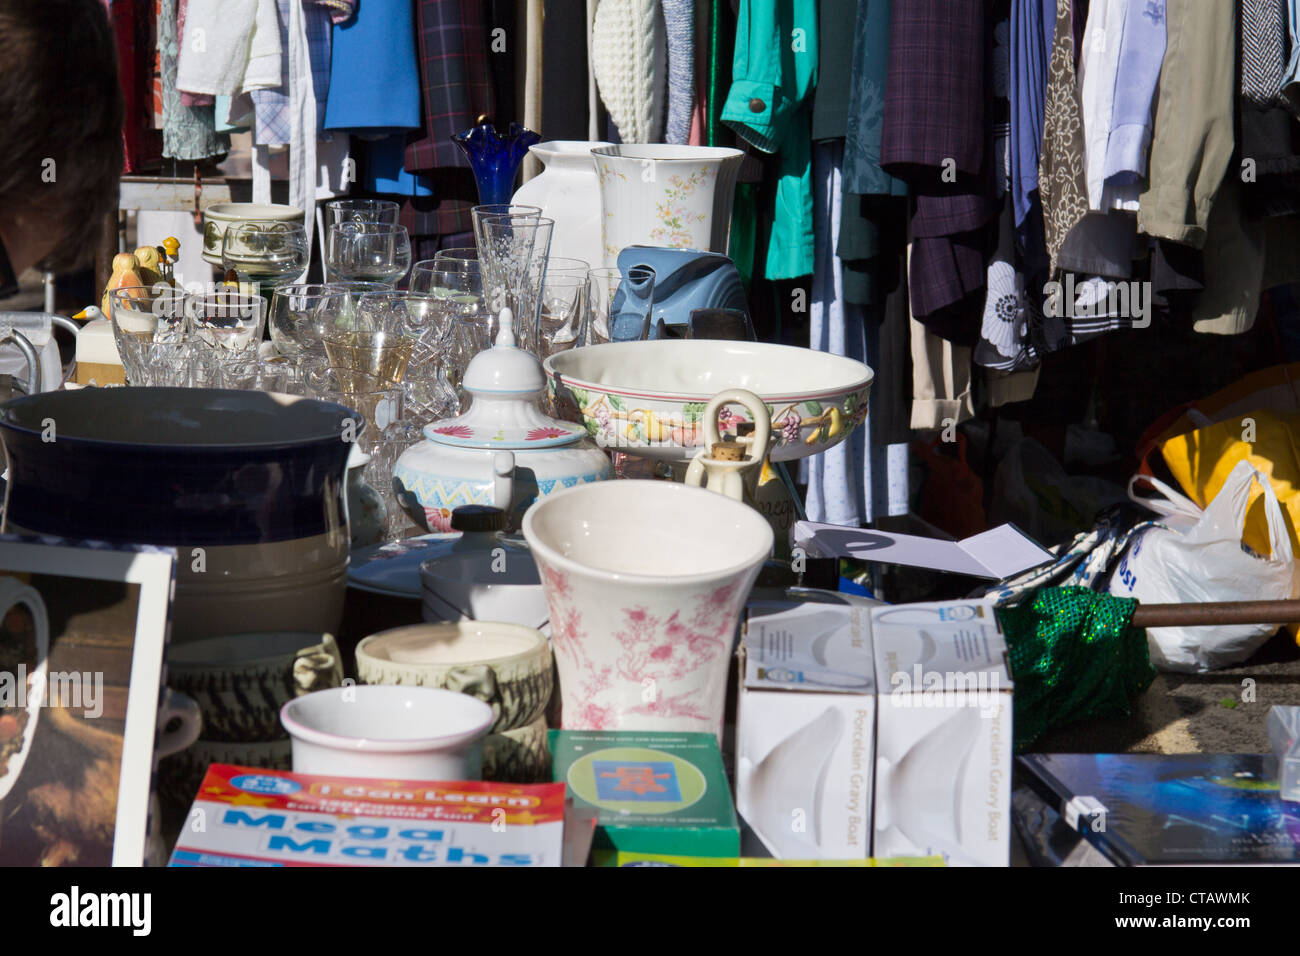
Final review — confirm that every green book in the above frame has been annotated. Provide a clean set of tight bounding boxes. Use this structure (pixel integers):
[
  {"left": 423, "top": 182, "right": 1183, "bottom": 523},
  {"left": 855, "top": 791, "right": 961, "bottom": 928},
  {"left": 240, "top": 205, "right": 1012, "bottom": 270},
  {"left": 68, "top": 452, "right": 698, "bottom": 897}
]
[{"left": 549, "top": 730, "right": 741, "bottom": 859}]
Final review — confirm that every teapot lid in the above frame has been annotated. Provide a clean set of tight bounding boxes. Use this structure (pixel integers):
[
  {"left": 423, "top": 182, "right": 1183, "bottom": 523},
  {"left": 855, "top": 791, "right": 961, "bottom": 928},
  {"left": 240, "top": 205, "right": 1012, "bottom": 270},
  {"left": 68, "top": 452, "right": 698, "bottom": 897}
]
[{"left": 424, "top": 308, "right": 587, "bottom": 450}]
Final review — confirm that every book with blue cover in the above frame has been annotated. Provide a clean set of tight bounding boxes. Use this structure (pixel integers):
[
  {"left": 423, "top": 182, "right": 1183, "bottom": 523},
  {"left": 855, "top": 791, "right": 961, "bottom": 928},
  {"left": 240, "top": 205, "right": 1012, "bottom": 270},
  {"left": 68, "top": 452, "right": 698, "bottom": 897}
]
[{"left": 1017, "top": 753, "right": 1300, "bottom": 866}]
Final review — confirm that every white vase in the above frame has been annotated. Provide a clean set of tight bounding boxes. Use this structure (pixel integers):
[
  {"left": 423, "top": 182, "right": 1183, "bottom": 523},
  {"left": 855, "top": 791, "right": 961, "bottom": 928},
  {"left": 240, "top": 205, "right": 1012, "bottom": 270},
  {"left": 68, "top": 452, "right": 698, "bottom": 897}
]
[
  {"left": 522, "top": 480, "right": 773, "bottom": 741},
  {"left": 590, "top": 145, "right": 745, "bottom": 267},
  {"left": 511, "top": 141, "right": 613, "bottom": 271}
]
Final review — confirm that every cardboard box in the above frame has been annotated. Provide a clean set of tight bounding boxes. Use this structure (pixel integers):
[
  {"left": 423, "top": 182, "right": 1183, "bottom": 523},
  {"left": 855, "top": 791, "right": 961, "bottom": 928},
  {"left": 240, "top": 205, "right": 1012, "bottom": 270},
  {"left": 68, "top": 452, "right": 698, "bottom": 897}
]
[
  {"left": 736, "top": 594, "right": 880, "bottom": 860},
  {"left": 549, "top": 730, "right": 739, "bottom": 859},
  {"left": 870, "top": 600, "right": 1012, "bottom": 867},
  {"left": 1267, "top": 706, "right": 1300, "bottom": 803}
]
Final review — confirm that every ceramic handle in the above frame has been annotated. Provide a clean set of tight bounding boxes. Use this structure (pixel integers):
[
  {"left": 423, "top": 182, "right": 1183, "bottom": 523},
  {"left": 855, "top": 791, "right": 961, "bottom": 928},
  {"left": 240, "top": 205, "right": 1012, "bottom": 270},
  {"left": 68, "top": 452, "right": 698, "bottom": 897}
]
[
  {"left": 702, "top": 388, "right": 770, "bottom": 461},
  {"left": 492, "top": 450, "right": 516, "bottom": 511},
  {"left": 292, "top": 633, "right": 344, "bottom": 695},
  {"left": 156, "top": 688, "right": 202, "bottom": 760}
]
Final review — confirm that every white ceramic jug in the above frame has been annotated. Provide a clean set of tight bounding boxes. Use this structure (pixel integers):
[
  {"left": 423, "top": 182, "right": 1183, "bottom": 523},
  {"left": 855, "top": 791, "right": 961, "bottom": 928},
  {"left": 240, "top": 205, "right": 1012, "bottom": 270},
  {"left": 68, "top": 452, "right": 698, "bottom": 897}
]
[{"left": 511, "top": 141, "right": 613, "bottom": 271}]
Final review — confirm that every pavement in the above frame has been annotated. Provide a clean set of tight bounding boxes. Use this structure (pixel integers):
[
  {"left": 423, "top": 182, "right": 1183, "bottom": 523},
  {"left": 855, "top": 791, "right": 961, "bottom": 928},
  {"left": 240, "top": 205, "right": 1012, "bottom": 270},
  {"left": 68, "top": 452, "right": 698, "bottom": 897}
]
[{"left": 1031, "top": 628, "right": 1300, "bottom": 755}]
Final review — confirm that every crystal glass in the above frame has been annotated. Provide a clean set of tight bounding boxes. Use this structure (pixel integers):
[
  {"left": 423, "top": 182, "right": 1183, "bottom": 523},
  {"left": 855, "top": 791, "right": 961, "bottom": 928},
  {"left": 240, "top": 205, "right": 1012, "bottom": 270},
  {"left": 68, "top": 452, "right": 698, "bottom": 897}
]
[
  {"left": 108, "top": 285, "right": 186, "bottom": 386},
  {"left": 186, "top": 290, "right": 267, "bottom": 358},
  {"left": 221, "top": 221, "right": 310, "bottom": 287},
  {"left": 469, "top": 205, "right": 541, "bottom": 253},
  {"left": 321, "top": 327, "right": 415, "bottom": 387},
  {"left": 355, "top": 291, "right": 458, "bottom": 426},
  {"left": 410, "top": 254, "right": 480, "bottom": 292},
  {"left": 535, "top": 274, "right": 585, "bottom": 362},
  {"left": 584, "top": 266, "right": 655, "bottom": 345},
  {"left": 405, "top": 266, "right": 490, "bottom": 407},
  {"left": 325, "top": 222, "right": 412, "bottom": 285},
  {"left": 541, "top": 256, "right": 591, "bottom": 279},
  {"left": 268, "top": 282, "right": 347, "bottom": 358},
  {"left": 432, "top": 247, "right": 482, "bottom": 268},
  {"left": 304, "top": 365, "right": 407, "bottom": 449},
  {"left": 217, "top": 353, "right": 297, "bottom": 391},
  {"left": 476, "top": 214, "right": 553, "bottom": 353},
  {"left": 324, "top": 198, "right": 400, "bottom": 226},
  {"left": 366, "top": 436, "right": 424, "bottom": 540}
]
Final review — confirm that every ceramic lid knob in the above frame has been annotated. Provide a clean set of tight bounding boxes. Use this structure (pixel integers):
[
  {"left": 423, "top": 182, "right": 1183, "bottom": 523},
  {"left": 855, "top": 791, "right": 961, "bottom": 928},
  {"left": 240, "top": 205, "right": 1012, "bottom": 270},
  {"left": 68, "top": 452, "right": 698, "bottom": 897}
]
[
  {"left": 450, "top": 504, "right": 508, "bottom": 533},
  {"left": 461, "top": 308, "right": 545, "bottom": 395}
]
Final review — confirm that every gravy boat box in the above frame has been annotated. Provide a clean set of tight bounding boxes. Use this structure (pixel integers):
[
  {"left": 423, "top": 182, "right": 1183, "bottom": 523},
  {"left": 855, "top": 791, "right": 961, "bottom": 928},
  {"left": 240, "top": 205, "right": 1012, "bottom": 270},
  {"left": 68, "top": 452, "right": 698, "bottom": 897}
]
[
  {"left": 869, "top": 601, "right": 1013, "bottom": 867},
  {"left": 549, "top": 730, "right": 740, "bottom": 859},
  {"left": 737, "top": 594, "right": 881, "bottom": 860}
]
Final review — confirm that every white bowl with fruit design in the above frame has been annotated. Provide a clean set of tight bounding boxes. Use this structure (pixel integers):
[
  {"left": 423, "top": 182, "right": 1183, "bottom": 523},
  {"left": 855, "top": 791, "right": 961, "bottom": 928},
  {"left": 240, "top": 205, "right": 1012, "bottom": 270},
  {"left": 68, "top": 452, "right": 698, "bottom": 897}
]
[{"left": 543, "top": 340, "right": 873, "bottom": 463}]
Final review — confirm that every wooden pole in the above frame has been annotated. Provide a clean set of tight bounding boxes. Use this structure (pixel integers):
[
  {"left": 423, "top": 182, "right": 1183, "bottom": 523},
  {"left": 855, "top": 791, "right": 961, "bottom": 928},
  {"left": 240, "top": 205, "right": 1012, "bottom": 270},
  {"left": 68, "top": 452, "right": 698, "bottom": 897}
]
[{"left": 1131, "top": 599, "right": 1300, "bottom": 628}]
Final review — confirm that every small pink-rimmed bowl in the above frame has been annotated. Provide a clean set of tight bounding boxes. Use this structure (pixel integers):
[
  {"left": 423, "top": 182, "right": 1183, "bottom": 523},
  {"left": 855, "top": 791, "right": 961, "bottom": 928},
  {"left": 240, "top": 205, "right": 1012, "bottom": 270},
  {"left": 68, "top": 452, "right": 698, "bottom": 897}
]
[{"left": 279, "top": 685, "right": 494, "bottom": 780}]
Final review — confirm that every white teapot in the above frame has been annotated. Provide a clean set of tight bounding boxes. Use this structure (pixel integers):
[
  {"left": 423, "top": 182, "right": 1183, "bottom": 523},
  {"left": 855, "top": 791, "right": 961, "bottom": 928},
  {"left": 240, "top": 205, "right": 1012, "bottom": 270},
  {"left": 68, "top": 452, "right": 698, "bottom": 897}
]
[{"left": 393, "top": 309, "right": 613, "bottom": 533}]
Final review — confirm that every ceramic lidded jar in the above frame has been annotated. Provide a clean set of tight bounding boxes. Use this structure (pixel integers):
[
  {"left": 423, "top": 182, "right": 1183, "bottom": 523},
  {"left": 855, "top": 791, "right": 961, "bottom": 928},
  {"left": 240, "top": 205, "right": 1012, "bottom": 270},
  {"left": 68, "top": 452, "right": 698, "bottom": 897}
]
[{"left": 392, "top": 309, "right": 613, "bottom": 533}]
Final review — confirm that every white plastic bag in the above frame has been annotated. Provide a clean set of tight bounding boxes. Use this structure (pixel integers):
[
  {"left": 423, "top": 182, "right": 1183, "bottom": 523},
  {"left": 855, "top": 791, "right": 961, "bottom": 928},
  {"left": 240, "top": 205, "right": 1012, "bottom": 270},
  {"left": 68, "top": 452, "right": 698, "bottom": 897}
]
[{"left": 1111, "top": 460, "right": 1298, "bottom": 672}]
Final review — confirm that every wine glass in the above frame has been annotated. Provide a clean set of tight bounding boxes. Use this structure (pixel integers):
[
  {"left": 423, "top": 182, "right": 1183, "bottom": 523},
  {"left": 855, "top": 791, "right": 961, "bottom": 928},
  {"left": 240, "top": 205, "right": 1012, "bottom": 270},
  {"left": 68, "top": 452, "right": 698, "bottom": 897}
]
[
  {"left": 584, "top": 266, "right": 656, "bottom": 345},
  {"left": 221, "top": 221, "right": 310, "bottom": 291},
  {"left": 325, "top": 223, "right": 412, "bottom": 286},
  {"left": 268, "top": 282, "right": 347, "bottom": 359}
]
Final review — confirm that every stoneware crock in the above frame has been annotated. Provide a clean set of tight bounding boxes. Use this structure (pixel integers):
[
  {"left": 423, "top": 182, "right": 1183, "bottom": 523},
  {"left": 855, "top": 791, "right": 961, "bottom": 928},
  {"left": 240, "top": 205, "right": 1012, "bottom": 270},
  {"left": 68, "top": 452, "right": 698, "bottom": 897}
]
[{"left": 0, "top": 388, "right": 355, "bottom": 643}]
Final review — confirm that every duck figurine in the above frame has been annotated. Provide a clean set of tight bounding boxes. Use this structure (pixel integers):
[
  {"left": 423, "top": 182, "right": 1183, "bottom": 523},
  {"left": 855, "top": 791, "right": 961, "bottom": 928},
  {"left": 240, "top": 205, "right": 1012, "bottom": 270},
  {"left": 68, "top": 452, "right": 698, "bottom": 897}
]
[{"left": 100, "top": 252, "right": 146, "bottom": 314}]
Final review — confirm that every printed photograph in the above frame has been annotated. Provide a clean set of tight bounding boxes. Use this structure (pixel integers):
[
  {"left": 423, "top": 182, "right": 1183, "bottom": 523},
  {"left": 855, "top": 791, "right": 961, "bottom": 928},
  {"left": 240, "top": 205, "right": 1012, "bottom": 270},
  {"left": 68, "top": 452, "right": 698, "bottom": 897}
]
[{"left": 0, "top": 571, "right": 141, "bottom": 866}]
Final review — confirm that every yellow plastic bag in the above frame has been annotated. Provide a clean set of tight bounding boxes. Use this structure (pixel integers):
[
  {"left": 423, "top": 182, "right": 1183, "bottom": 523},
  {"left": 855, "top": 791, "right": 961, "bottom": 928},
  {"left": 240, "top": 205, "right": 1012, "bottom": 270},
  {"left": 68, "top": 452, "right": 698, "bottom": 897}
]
[
  {"left": 1159, "top": 408, "right": 1300, "bottom": 561},
  {"left": 1155, "top": 407, "right": 1300, "bottom": 646}
]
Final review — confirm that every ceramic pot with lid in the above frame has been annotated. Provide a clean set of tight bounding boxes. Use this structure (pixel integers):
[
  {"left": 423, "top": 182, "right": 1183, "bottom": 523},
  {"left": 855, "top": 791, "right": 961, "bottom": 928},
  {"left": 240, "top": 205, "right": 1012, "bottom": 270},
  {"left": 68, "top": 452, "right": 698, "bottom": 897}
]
[{"left": 392, "top": 309, "right": 612, "bottom": 532}]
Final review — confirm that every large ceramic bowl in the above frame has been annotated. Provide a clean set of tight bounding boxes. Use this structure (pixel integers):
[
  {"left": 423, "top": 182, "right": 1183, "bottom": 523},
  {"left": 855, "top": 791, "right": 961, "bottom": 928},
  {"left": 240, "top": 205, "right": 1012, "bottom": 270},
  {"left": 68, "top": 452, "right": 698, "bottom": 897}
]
[
  {"left": 544, "top": 340, "right": 873, "bottom": 463},
  {"left": 201, "top": 202, "right": 304, "bottom": 265},
  {"left": 0, "top": 389, "right": 355, "bottom": 643}
]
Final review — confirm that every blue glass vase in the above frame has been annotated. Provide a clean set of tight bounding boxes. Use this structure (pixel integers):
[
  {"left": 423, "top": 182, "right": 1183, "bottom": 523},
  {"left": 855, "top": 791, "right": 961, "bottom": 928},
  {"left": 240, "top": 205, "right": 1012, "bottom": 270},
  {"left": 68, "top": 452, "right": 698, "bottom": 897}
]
[{"left": 451, "top": 121, "right": 542, "bottom": 206}]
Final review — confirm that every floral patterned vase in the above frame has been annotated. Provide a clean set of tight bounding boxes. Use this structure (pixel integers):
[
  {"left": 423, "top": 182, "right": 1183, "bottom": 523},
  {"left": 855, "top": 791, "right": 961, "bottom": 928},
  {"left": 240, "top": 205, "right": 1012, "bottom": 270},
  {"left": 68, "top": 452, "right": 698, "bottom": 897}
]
[
  {"left": 590, "top": 145, "right": 745, "bottom": 268},
  {"left": 522, "top": 480, "right": 773, "bottom": 742}
]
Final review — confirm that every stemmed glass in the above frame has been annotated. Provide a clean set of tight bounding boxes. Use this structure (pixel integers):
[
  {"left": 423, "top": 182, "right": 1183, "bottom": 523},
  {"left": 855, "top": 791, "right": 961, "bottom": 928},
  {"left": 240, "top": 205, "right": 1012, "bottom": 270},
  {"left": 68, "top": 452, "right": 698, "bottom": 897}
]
[
  {"left": 325, "top": 223, "right": 412, "bottom": 286},
  {"left": 475, "top": 214, "right": 553, "bottom": 353},
  {"left": 584, "top": 266, "right": 656, "bottom": 345},
  {"left": 221, "top": 221, "right": 310, "bottom": 291},
  {"left": 268, "top": 282, "right": 347, "bottom": 359},
  {"left": 433, "top": 247, "right": 481, "bottom": 268}
]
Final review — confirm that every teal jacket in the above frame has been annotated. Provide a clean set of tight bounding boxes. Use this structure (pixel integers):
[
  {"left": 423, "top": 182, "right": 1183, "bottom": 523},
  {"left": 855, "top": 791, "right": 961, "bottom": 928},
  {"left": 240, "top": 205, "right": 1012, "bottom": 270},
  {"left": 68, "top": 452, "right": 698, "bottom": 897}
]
[{"left": 721, "top": 0, "right": 818, "bottom": 280}]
